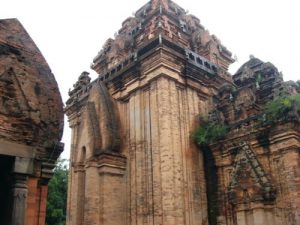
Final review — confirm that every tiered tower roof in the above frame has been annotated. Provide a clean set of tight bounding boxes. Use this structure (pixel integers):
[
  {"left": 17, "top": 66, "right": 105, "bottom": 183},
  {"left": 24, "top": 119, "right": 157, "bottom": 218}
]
[{"left": 91, "top": 0, "right": 234, "bottom": 78}]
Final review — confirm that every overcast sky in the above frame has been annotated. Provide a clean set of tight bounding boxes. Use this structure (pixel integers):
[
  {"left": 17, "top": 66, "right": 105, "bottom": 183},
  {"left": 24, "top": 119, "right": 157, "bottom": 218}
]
[{"left": 1, "top": 0, "right": 299, "bottom": 159}]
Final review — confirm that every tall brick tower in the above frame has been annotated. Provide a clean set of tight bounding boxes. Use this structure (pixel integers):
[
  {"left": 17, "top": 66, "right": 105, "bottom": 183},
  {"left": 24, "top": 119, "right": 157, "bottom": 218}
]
[
  {"left": 66, "top": 1, "right": 234, "bottom": 224},
  {"left": 65, "top": 0, "right": 299, "bottom": 225}
]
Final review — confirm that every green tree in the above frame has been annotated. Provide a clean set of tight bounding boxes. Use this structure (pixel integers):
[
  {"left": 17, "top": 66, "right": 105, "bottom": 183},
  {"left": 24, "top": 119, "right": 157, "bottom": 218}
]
[
  {"left": 46, "top": 159, "right": 68, "bottom": 225},
  {"left": 296, "top": 80, "right": 300, "bottom": 89}
]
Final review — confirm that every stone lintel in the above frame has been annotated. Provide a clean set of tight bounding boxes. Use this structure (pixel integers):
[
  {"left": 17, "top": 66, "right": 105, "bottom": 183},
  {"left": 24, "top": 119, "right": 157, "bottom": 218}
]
[{"left": 0, "top": 139, "right": 35, "bottom": 158}]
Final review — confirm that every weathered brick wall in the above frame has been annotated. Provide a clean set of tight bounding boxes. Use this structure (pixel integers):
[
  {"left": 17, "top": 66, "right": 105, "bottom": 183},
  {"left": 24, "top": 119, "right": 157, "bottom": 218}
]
[
  {"left": 0, "top": 19, "right": 63, "bottom": 148},
  {"left": 118, "top": 76, "right": 208, "bottom": 224},
  {"left": 0, "top": 18, "right": 64, "bottom": 225},
  {"left": 210, "top": 125, "right": 300, "bottom": 225}
]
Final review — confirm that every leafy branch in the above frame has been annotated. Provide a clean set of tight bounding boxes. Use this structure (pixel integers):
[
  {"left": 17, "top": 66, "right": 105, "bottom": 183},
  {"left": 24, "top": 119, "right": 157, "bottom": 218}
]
[
  {"left": 260, "top": 94, "right": 300, "bottom": 125},
  {"left": 193, "top": 119, "right": 228, "bottom": 146},
  {"left": 193, "top": 94, "right": 300, "bottom": 146}
]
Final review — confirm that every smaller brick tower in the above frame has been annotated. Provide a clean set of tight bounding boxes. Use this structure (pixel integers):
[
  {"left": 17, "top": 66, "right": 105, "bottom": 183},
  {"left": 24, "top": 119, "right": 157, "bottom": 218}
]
[
  {"left": 0, "top": 19, "right": 64, "bottom": 225},
  {"left": 202, "top": 57, "right": 300, "bottom": 225}
]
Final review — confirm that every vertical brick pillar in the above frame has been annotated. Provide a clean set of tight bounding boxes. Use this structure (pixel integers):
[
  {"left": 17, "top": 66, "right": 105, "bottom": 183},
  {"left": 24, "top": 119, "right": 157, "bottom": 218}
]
[
  {"left": 74, "top": 164, "right": 86, "bottom": 225},
  {"left": 25, "top": 178, "right": 49, "bottom": 225},
  {"left": 236, "top": 209, "right": 247, "bottom": 225},
  {"left": 26, "top": 178, "right": 38, "bottom": 225},
  {"left": 83, "top": 162, "right": 99, "bottom": 225},
  {"left": 97, "top": 152, "right": 126, "bottom": 225},
  {"left": 37, "top": 185, "right": 48, "bottom": 225},
  {"left": 280, "top": 149, "right": 300, "bottom": 224}
]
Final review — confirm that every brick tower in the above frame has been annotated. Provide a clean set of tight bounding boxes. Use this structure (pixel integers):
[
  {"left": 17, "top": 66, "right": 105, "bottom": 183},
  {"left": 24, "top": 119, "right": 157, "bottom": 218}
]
[
  {"left": 0, "top": 19, "right": 64, "bottom": 225},
  {"left": 65, "top": 1, "right": 299, "bottom": 225}
]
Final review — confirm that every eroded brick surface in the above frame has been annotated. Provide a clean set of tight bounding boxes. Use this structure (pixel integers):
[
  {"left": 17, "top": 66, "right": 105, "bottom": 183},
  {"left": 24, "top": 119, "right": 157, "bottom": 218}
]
[
  {"left": 65, "top": 1, "right": 299, "bottom": 225},
  {"left": 0, "top": 18, "right": 64, "bottom": 225},
  {"left": 0, "top": 19, "right": 63, "bottom": 148}
]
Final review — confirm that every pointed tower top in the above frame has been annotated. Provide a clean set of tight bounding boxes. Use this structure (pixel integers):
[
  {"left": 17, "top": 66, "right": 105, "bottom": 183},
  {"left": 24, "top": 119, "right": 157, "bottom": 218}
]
[{"left": 151, "top": 0, "right": 170, "bottom": 11}]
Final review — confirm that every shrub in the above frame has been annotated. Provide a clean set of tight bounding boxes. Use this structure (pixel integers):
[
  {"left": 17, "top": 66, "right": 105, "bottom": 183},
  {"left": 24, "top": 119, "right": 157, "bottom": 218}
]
[
  {"left": 262, "top": 94, "right": 300, "bottom": 124},
  {"left": 193, "top": 119, "right": 228, "bottom": 146}
]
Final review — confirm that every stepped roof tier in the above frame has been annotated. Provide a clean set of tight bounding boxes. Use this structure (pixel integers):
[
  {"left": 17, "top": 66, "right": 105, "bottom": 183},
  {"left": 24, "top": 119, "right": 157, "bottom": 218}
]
[{"left": 91, "top": 0, "right": 234, "bottom": 77}]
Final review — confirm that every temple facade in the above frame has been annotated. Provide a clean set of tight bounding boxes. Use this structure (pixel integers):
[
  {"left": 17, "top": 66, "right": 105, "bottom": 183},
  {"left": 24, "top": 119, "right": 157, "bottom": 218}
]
[
  {"left": 65, "top": 0, "right": 299, "bottom": 225},
  {"left": 0, "top": 19, "right": 64, "bottom": 225}
]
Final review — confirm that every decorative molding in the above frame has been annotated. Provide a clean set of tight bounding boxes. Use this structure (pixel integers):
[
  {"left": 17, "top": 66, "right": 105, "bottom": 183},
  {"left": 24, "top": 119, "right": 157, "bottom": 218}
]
[{"left": 228, "top": 141, "right": 276, "bottom": 205}]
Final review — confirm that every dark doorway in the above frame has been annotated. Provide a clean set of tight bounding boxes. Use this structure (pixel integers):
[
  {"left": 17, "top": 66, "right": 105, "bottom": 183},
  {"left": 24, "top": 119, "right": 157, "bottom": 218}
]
[{"left": 0, "top": 155, "right": 14, "bottom": 225}]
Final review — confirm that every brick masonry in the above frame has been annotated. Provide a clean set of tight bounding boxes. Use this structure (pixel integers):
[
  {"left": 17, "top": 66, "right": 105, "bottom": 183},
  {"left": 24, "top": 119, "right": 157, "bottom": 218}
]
[
  {"left": 0, "top": 18, "right": 64, "bottom": 225},
  {"left": 65, "top": 1, "right": 299, "bottom": 225}
]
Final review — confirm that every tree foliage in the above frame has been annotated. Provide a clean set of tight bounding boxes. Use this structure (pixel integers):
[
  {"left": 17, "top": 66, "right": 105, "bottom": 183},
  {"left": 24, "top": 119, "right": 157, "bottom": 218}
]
[
  {"left": 262, "top": 94, "right": 300, "bottom": 124},
  {"left": 46, "top": 159, "right": 68, "bottom": 225},
  {"left": 296, "top": 80, "right": 300, "bottom": 92},
  {"left": 193, "top": 119, "right": 228, "bottom": 146},
  {"left": 193, "top": 94, "right": 300, "bottom": 147}
]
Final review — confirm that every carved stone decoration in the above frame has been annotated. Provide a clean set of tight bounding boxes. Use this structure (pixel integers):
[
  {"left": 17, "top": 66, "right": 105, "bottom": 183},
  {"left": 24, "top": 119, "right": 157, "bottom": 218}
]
[
  {"left": 233, "top": 56, "right": 289, "bottom": 104},
  {"left": 218, "top": 83, "right": 233, "bottom": 101},
  {"left": 106, "top": 34, "right": 133, "bottom": 69},
  {"left": 237, "top": 65, "right": 255, "bottom": 84},
  {"left": 228, "top": 142, "right": 276, "bottom": 205},
  {"left": 151, "top": 0, "right": 170, "bottom": 11},
  {"left": 233, "top": 87, "right": 257, "bottom": 121},
  {"left": 234, "top": 57, "right": 263, "bottom": 83},
  {"left": 181, "top": 14, "right": 202, "bottom": 32},
  {"left": 234, "top": 87, "right": 256, "bottom": 108},
  {"left": 0, "top": 68, "right": 29, "bottom": 116},
  {"left": 216, "top": 57, "right": 298, "bottom": 125},
  {"left": 181, "top": 15, "right": 235, "bottom": 70},
  {"left": 10, "top": 174, "right": 28, "bottom": 225},
  {"left": 92, "top": 17, "right": 140, "bottom": 73}
]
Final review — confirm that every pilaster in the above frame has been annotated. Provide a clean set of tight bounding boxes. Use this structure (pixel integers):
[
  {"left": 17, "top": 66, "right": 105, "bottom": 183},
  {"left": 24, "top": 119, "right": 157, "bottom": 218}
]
[
  {"left": 97, "top": 152, "right": 127, "bottom": 225},
  {"left": 10, "top": 174, "right": 28, "bottom": 225}
]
